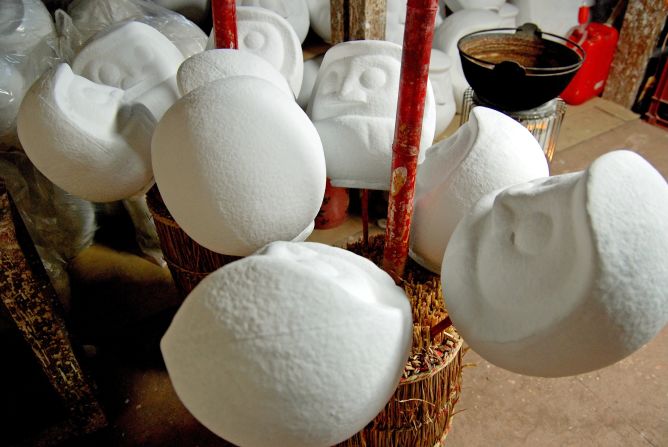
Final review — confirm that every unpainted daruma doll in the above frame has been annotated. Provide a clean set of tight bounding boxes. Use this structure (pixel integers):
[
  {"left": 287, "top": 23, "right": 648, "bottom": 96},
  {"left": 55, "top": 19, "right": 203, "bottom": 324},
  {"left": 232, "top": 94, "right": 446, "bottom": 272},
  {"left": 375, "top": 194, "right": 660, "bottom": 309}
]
[
  {"left": 443, "top": 150, "right": 668, "bottom": 377},
  {"left": 161, "top": 242, "right": 413, "bottom": 447},
  {"left": 308, "top": 39, "right": 436, "bottom": 190}
]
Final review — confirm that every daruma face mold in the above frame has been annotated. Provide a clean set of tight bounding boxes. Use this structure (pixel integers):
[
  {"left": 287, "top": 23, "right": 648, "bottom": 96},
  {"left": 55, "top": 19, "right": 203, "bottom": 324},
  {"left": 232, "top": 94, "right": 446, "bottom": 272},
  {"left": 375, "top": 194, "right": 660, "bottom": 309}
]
[
  {"left": 308, "top": 40, "right": 436, "bottom": 190},
  {"left": 232, "top": 6, "right": 304, "bottom": 97},
  {"left": 161, "top": 241, "right": 413, "bottom": 447},
  {"left": 443, "top": 150, "right": 668, "bottom": 377},
  {"left": 17, "top": 64, "right": 155, "bottom": 202},
  {"left": 72, "top": 21, "right": 184, "bottom": 121},
  {"left": 236, "top": 0, "right": 310, "bottom": 43},
  {"left": 410, "top": 106, "right": 548, "bottom": 272}
]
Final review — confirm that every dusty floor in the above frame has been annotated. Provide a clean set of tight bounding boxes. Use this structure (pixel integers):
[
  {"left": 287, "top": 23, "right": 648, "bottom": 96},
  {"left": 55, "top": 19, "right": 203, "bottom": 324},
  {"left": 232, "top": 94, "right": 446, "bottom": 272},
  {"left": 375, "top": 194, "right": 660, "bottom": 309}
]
[{"left": 1, "top": 99, "right": 667, "bottom": 446}]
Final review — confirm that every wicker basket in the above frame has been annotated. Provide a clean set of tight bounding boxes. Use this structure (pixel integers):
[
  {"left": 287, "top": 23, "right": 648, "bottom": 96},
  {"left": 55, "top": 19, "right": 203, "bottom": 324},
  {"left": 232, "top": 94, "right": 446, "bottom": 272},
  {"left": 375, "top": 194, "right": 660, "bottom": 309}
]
[
  {"left": 340, "top": 236, "right": 464, "bottom": 447},
  {"left": 145, "top": 186, "right": 240, "bottom": 297},
  {"left": 146, "top": 185, "right": 464, "bottom": 445},
  {"left": 337, "top": 340, "right": 463, "bottom": 447}
]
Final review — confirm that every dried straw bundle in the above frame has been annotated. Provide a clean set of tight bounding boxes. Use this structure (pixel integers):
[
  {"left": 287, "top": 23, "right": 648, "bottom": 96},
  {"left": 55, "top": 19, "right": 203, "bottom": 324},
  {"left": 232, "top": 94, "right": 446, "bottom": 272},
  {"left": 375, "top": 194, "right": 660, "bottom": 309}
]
[
  {"left": 342, "top": 235, "right": 464, "bottom": 447},
  {"left": 145, "top": 186, "right": 240, "bottom": 297}
]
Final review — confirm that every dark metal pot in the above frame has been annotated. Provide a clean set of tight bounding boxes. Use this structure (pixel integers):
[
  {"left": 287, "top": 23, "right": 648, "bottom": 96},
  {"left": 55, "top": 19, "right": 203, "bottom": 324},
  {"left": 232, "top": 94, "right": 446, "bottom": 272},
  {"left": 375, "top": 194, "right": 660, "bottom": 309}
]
[{"left": 458, "top": 23, "right": 585, "bottom": 111}]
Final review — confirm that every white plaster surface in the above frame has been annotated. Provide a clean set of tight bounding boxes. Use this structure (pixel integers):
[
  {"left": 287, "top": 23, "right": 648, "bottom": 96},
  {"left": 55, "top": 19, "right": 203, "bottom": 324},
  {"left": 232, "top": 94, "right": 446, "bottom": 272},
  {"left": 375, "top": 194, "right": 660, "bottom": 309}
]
[
  {"left": 442, "top": 150, "right": 668, "bottom": 377},
  {"left": 297, "top": 54, "right": 323, "bottom": 109},
  {"left": 305, "top": 0, "right": 331, "bottom": 42},
  {"left": 384, "top": 0, "right": 407, "bottom": 45},
  {"left": 410, "top": 106, "right": 548, "bottom": 272},
  {"left": 177, "top": 48, "right": 292, "bottom": 98},
  {"left": 498, "top": 3, "right": 519, "bottom": 27},
  {"left": 0, "top": 0, "right": 56, "bottom": 139},
  {"left": 509, "top": 0, "right": 581, "bottom": 36},
  {"left": 429, "top": 49, "right": 456, "bottom": 136},
  {"left": 308, "top": 40, "right": 436, "bottom": 190},
  {"left": 161, "top": 241, "right": 412, "bottom": 447},
  {"left": 444, "top": 0, "right": 506, "bottom": 12},
  {"left": 72, "top": 21, "right": 184, "bottom": 122},
  {"left": 151, "top": 76, "right": 326, "bottom": 256},
  {"left": 227, "top": 6, "right": 304, "bottom": 97},
  {"left": 236, "top": 0, "right": 310, "bottom": 44},
  {"left": 17, "top": 64, "right": 156, "bottom": 202}
]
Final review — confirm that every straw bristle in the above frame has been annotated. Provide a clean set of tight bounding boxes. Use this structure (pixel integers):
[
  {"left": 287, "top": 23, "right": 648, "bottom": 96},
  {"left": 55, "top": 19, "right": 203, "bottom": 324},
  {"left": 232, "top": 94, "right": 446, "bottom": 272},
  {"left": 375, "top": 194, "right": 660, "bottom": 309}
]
[
  {"left": 342, "top": 235, "right": 463, "bottom": 447},
  {"left": 146, "top": 186, "right": 240, "bottom": 297}
]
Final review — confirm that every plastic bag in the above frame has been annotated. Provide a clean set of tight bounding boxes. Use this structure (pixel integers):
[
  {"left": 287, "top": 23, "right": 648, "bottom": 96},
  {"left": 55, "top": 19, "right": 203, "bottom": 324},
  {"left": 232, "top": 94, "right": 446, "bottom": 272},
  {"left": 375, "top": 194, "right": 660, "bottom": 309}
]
[
  {"left": 0, "top": 150, "right": 97, "bottom": 308},
  {"left": 50, "top": 0, "right": 202, "bottom": 265},
  {"left": 0, "top": 0, "right": 59, "bottom": 145},
  {"left": 56, "top": 0, "right": 207, "bottom": 61}
]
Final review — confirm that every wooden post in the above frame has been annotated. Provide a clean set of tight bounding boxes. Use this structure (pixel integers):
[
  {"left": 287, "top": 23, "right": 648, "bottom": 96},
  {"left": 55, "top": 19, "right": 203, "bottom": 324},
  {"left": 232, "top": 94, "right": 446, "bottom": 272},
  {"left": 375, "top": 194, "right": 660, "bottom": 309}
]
[
  {"left": 330, "top": 0, "right": 348, "bottom": 44},
  {"left": 350, "top": 0, "right": 387, "bottom": 40},
  {"left": 331, "top": 0, "right": 387, "bottom": 43},
  {"left": 382, "top": 0, "right": 438, "bottom": 279},
  {"left": 0, "top": 180, "right": 107, "bottom": 443},
  {"left": 602, "top": 1, "right": 668, "bottom": 108}
]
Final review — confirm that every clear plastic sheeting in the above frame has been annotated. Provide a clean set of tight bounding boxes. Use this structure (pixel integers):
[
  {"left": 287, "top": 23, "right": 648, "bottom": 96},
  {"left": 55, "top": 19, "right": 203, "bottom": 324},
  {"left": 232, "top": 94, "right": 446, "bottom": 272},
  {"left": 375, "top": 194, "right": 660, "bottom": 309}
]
[
  {"left": 55, "top": 0, "right": 207, "bottom": 61},
  {"left": 123, "top": 195, "right": 166, "bottom": 267},
  {"left": 0, "top": 0, "right": 59, "bottom": 146},
  {"left": 0, "top": 150, "right": 97, "bottom": 308},
  {"left": 1, "top": 0, "right": 176, "bottom": 290}
]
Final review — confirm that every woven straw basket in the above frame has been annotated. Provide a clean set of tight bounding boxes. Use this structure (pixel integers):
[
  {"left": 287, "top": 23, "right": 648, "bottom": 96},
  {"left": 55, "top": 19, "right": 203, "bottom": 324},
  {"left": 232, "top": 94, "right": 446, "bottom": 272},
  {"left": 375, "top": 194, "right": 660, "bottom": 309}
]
[
  {"left": 146, "top": 186, "right": 240, "bottom": 297},
  {"left": 337, "top": 339, "right": 463, "bottom": 447},
  {"left": 146, "top": 192, "right": 464, "bottom": 446},
  {"left": 339, "top": 236, "right": 464, "bottom": 447}
]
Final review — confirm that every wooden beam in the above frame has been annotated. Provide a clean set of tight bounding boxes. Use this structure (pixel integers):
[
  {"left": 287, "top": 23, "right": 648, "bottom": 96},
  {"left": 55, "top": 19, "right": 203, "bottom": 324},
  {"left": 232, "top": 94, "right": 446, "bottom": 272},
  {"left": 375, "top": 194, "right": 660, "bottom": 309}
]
[
  {"left": 330, "top": 0, "right": 348, "bottom": 44},
  {"left": 602, "top": 1, "right": 668, "bottom": 108},
  {"left": 330, "top": 0, "right": 387, "bottom": 43},
  {"left": 350, "top": 0, "right": 387, "bottom": 40},
  {"left": 0, "top": 180, "right": 107, "bottom": 443}
]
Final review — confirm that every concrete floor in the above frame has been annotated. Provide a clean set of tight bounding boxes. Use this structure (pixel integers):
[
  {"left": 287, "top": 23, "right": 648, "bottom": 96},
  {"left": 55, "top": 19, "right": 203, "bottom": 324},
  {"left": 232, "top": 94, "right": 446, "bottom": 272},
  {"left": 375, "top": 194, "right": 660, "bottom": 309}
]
[{"left": 2, "top": 99, "right": 667, "bottom": 446}]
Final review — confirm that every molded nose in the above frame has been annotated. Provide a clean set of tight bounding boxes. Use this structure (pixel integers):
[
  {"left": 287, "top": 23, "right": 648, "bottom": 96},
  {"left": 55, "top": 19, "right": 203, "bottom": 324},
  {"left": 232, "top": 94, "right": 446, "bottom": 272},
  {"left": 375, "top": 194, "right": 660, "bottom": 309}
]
[{"left": 338, "top": 75, "right": 366, "bottom": 102}]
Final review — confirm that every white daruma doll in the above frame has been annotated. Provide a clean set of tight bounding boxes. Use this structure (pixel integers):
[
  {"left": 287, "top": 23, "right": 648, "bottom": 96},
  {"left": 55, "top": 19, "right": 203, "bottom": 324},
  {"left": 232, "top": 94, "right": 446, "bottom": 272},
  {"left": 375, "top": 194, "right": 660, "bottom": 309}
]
[
  {"left": 443, "top": 150, "right": 668, "bottom": 377},
  {"left": 308, "top": 40, "right": 436, "bottom": 190}
]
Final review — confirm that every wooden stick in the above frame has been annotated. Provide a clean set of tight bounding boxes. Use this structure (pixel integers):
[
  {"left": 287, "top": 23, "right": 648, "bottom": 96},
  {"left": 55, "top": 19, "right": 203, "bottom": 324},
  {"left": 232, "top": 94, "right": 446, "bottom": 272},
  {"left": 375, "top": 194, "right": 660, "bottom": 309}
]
[
  {"left": 330, "top": 0, "right": 348, "bottom": 44},
  {"left": 382, "top": 0, "right": 438, "bottom": 279},
  {"left": 361, "top": 189, "right": 369, "bottom": 247},
  {"left": 332, "top": 0, "right": 388, "bottom": 44},
  {"left": 212, "top": 0, "right": 238, "bottom": 49},
  {"left": 602, "top": 0, "right": 667, "bottom": 108},
  {"left": 430, "top": 316, "right": 453, "bottom": 339}
]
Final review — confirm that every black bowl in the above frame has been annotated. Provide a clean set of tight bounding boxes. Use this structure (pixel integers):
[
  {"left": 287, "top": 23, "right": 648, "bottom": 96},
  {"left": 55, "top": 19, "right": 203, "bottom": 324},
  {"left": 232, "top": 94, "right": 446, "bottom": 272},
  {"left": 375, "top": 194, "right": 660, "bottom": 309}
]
[{"left": 458, "top": 23, "right": 585, "bottom": 111}]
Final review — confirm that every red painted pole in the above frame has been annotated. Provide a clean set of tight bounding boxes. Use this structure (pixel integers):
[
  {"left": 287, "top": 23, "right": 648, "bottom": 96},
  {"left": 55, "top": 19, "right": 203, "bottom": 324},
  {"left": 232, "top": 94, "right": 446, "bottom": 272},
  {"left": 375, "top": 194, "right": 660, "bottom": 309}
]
[
  {"left": 212, "top": 0, "right": 239, "bottom": 49},
  {"left": 382, "top": 0, "right": 438, "bottom": 279}
]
